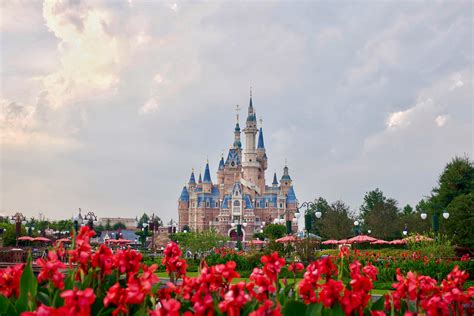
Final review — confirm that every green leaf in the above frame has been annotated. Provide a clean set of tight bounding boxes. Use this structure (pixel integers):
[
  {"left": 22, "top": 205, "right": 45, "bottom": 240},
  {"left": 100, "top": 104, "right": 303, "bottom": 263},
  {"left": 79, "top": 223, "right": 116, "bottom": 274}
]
[
  {"left": 282, "top": 301, "right": 307, "bottom": 316},
  {"left": 15, "top": 256, "right": 38, "bottom": 313},
  {"left": 331, "top": 303, "right": 345, "bottom": 316},
  {"left": 0, "top": 295, "right": 17, "bottom": 316},
  {"left": 371, "top": 296, "right": 385, "bottom": 311},
  {"left": 306, "top": 303, "right": 323, "bottom": 316},
  {"left": 36, "top": 290, "right": 51, "bottom": 306}
]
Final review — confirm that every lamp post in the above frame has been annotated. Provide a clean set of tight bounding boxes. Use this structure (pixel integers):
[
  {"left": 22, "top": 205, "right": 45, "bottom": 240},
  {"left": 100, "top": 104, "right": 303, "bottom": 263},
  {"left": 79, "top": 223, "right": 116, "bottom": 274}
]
[
  {"left": 141, "top": 223, "right": 149, "bottom": 250},
  {"left": 295, "top": 201, "right": 322, "bottom": 238},
  {"left": 402, "top": 224, "right": 408, "bottom": 236},
  {"left": 10, "top": 212, "right": 26, "bottom": 246},
  {"left": 231, "top": 221, "right": 247, "bottom": 251},
  {"left": 420, "top": 210, "right": 449, "bottom": 236},
  {"left": 84, "top": 211, "right": 97, "bottom": 230},
  {"left": 353, "top": 220, "right": 361, "bottom": 236}
]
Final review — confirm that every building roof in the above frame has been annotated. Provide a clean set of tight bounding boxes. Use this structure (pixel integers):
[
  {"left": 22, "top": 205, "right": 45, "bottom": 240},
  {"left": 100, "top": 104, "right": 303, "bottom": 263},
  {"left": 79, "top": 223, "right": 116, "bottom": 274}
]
[
  {"left": 179, "top": 186, "right": 189, "bottom": 201},
  {"left": 272, "top": 172, "right": 278, "bottom": 185},
  {"left": 218, "top": 157, "right": 225, "bottom": 170},
  {"left": 188, "top": 171, "right": 196, "bottom": 184},
  {"left": 257, "top": 127, "right": 265, "bottom": 149},
  {"left": 203, "top": 161, "right": 212, "bottom": 183},
  {"left": 281, "top": 165, "right": 292, "bottom": 181},
  {"left": 286, "top": 186, "right": 297, "bottom": 203}
]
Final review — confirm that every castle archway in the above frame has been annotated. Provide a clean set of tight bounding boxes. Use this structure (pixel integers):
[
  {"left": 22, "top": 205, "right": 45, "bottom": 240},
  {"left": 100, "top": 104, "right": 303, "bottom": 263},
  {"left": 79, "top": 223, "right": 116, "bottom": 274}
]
[{"left": 228, "top": 227, "right": 246, "bottom": 242}]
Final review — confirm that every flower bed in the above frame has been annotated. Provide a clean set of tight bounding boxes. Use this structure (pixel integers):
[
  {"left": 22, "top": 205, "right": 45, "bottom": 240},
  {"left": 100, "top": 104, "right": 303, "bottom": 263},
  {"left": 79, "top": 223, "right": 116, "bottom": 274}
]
[{"left": 0, "top": 226, "right": 472, "bottom": 315}]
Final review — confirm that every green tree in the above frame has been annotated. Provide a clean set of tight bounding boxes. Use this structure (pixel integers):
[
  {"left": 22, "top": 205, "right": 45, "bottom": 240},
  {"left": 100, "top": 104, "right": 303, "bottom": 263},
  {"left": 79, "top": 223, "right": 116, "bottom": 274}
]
[
  {"left": 402, "top": 204, "right": 414, "bottom": 215},
  {"left": 306, "top": 197, "right": 331, "bottom": 235},
  {"left": 363, "top": 197, "right": 401, "bottom": 240},
  {"left": 359, "top": 188, "right": 386, "bottom": 217},
  {"left": 105, "top": 219, "right": 112, "bottom": 231},
  {"left": 170, "top": 230, "right": 228, "bottom": 257},
  {"left": 431, "top": 156, "right": 474, "bottom": 209},
  {"left": 318, "top": 200, "right": 353, "bottom": 239},
  {"left": 263, "top": 224, "right": 286, "bottom": 240},
  {"left": 445, "top": 193, "right": 474, "bottom": 247},
  {"left": 112, "top": 222, "right": 126, "bottom": 230},
  {"left": 2, "top": 225, "right": 26, "bottom": 247},
  {"left": 137, "top": 213, "right": 150, "bottom": 229}
]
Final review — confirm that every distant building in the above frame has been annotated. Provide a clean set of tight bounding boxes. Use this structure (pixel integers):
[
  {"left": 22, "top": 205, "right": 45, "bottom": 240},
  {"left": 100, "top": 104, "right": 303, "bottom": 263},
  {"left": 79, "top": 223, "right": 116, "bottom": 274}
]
[
  {"left": 178, "top": 91, "right": 298, "bottom": 241},
  {"left": 98, "top": 217, "right": 137, "bottom": 230}
]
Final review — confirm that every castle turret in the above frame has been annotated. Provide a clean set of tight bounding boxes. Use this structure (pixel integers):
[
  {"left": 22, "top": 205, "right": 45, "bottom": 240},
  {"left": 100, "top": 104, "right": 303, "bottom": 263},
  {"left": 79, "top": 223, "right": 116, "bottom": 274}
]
[
  {"left": 178, "top": 186, "right": 189, "bottom": 231},
  {"left": 217, "top": 155, "right": 225, "bottom": 185},
  {"left": 202, "top": 161, "right": 212, "bottom": 193},
  {"left": 188, "top": 170, "right": 196, "bottom": 191},
  {"left": 256, "top": 124, "right": 268, "bottom": 193},
  {"left": 272, "top": 172, "right": 279, "bottom": 187},
  {"left": 242, "top": 88, "right": 260, "bottom": 190},
  {"left": 280, "top": 164, "right": 292, "bottom": 194}
]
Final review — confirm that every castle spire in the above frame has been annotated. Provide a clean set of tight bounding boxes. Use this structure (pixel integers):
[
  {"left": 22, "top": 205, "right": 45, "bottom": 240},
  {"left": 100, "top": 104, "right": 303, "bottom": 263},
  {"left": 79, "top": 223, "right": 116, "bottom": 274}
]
[
  {"left": 281, "top": 162, "right": 292, "bottom": 181},
  {"left": 203, "top": 160, "right": 212, "bottom": 183},
  {"left": 198, "top": 172, "right": 202, "bottom": 184},
  {"left": 272, "top": 172, "right": 278, "bottom": 186},
  {"left": 257, "top": 125, "right": 265, "bottom": 149},
  {"left": 188, "top": 169, "right": 196, "bottom": 184},
  {"left": 218, "top": 155, "right": 225, "bottom": 170},
  {"left": 233, "top": 104, "right": 242, "bottom": 149}
]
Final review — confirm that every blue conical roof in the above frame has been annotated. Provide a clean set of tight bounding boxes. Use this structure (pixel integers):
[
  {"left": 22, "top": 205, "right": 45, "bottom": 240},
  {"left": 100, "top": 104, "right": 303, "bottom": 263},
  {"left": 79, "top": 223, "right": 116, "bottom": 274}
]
[
  {"left": 198, "top": 173, "right": 202, "bottom": 183},
  {"left": 203, "top": 162, "right": 212, "bottom": 183},
  {"left": 286, "top": 186, "right": 297, "bottom": 203},
  {"left": 188, "top": 171, "right": 196, "bottom": 184},
  {"left": 257, "top": 127, "right": 265, "bottom": 149},
  {"left": 218, "top": 157, "right": 225, "bottom": 170},
  {"left": 281, "top": 165, "right": 292, "bottom": 181},
  {"left": 179, "top": 186, "right": 189, "bottom": 201},
  {"left": 272, "top": 172, "right": 278, "bottom": 185}
]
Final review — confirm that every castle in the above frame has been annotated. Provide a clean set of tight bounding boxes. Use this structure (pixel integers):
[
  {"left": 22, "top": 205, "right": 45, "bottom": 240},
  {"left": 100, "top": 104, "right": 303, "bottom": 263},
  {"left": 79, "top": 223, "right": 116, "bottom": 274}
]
[{"left": 178, "top": 91, "right": 298, "bottom": 241}]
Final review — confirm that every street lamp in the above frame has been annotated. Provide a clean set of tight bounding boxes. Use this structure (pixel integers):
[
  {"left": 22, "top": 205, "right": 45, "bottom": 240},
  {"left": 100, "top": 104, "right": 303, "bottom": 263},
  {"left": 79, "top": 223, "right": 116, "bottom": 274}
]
[
  {"left": 353, "top": 220, "right": 360, "bottom": 236},
  {"left": 420, "top": 210, "right": 449, "bottom": 236},
  {"left": 231, "top": 221, "right": 247, "bottom": 251},
  {"left": 84, "top": 211, "right": 97, "bottom": 230},
  {"left": 402, "top": 223, "right": 408, "bottom": 236},
  {"left": 141, "top": 223, "right": 149, "bottom": 249},
  {"left": 10, "top": 212, "right": 26, "bottom": 246},
  {"left": 295, "top": 201, "right": 322, "bottom": 238}
]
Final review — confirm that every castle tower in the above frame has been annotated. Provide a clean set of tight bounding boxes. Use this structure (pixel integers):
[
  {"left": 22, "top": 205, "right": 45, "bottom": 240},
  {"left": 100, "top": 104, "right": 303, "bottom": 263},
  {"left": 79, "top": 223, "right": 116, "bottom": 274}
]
[
  {"left": 256, "top": 122, "right": 268, "bottom": 193},
  {"left": 242, "top": 88, "right": 260, "bottom": 193},
  {"left": 272, "top": 172, "right": 279, "bottom": 188},
  {"left": 280, "top": 164, "right": 292, "bottom": 195},
  {"left": 178, "top": 186, "right": 189, "bottom": 231},
  {"left": 188, "top": 170, "right": 196, "bottom": 191},
  {"left": 217, "top": 155, "right": 225, "bottom": 185},
  {"left": 202, "top": 161, "right": 212, "bottom": 193}
]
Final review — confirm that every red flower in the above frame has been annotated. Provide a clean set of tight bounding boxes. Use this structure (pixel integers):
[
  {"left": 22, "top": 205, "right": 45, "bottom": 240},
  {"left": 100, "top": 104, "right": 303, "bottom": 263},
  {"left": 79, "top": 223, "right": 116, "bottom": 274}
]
[
  {"left": 338, "top": 245, "right": 350, "bottom": 258},
  {"left": 261, "top": 252, "right": 286, "bottom": 281},
  {"left": 114, "top": 248, "right": 143, "bottom": 276},
  {"left": 104, "top": 283, "right": 128, "bottom": 316},
  {"left": 370, "top": 311, "right": 386, "bottom": 316},
  {"left": 149, "top": 298, "right": 181, "bottom": 316},
  {"left": 68, "top": 226, "right": 95, "bottom": 274},
  {"left": 36, "top": 251, "right": 66, "bottom": 289},
  {"left": 91, "top": 244, "right": 114, "bottom": 277},
  {"left": 162, "top": 242, "right": 187, "bottom": 277},
  {"left": 318, "top": 279, "right": 344, "bottom": 307},
  {"left": 460, "top": 254, "right": 470, "bottom": 262},
  {"left": 288, "top": 262, "right": 304, "bottom": 273},
  {"left": 21, "top": 304, "right": 67, "bottom": 316},
  {"left": 60, "top": 287, "right": 96, "bottom": 316},
  {"left": 218, "top": 282, "right": 251, "bottom": 315},
  {"left": 0, "top": 263, "right": 23, "bottom": 298}
]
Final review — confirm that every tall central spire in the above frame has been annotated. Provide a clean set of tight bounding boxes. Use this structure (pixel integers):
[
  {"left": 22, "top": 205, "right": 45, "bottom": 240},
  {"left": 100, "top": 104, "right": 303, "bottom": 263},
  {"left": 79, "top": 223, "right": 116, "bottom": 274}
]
[{"left": 233, "top": 104, "right": 242, "bottom": 149}]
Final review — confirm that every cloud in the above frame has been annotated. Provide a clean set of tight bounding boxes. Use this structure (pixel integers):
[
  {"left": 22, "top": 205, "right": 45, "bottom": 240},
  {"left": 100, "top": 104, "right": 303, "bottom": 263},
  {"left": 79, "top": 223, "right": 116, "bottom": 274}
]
[
  {"left": 435, "top": 115, "right": 448, "bottom": 127},
  {"left": 139, "top": 98, "right": 160, "bottom": 115}
]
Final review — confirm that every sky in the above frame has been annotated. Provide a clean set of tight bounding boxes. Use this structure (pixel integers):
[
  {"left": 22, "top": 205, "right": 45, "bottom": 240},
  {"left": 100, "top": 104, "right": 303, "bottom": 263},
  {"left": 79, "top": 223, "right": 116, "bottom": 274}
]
[{"left": 1, "top": 0, "right": 472, "bottom": 223}]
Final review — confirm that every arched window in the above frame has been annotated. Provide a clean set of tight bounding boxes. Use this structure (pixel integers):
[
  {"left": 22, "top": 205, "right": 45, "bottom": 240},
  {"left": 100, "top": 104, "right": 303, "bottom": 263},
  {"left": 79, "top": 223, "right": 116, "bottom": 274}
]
[{"left": 233, "top": 200, "right": 240, "bottom": 207}]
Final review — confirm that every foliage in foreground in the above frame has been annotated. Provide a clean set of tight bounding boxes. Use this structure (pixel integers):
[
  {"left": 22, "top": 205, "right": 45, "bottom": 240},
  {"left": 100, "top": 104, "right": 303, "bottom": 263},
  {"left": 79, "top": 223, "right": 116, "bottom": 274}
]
[{"left": 0, "top": 226, "right": 473, "bottom": 316}]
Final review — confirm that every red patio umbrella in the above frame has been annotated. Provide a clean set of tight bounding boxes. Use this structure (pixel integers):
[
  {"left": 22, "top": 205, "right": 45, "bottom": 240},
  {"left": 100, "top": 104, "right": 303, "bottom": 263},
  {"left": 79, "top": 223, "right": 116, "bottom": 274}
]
[
  {"left": 322, "top": 240, "right": 339, "bottom": 245},
  {"left": 276, "top": 235, "right": 297, "bottom": 243},
  {"left": 389, "top": 239, "right": 406, "bottom": 245},
  {"left": 249, "top": 240, "right": 265, "bottom": 244},
  {"left": 17, "top": 236, "right": 35, "bottom": 241},
  {"left": 117, "top": 238, "right": 133, "bottom": 244},
  {"left": 56, "top": 238, "right": 71, "bottom": 243},
  {"left": 34, "top": 237, "right": 52, "bottom": 242},
  {"left": 370, "top": 239, "right": 389, "bottom": 245},
  {"left": 337, "top": 239, "right": 349, "bottom": 244},
  {"left": 347, "top": 235, "right": 378, "bottom": 244}
]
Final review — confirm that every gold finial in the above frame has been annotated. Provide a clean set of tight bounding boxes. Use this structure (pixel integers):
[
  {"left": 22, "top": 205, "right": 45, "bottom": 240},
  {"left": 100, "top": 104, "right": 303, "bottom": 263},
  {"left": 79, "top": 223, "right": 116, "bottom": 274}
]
[{"left": 235, "top": 104, "right": 240, "bottom": 122}]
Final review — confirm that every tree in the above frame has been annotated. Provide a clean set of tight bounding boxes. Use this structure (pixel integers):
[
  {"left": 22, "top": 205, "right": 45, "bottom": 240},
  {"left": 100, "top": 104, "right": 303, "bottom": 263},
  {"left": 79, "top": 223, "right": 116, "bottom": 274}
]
[
  {"left": 113, "top": 222, "right": 126, "bottom": 230},
  {"left": 431, "top": 156, "right": 474, "bottom": 209},
  {"left": 359, "top": 188, "right": 386, "bottom": 217},
  {"left": 318, "top": 200, "right": 354, "bottom": 239},
  {"left": 137, "top": 213, "right": 150, "bottom": 229},
  {"left": 306, "top": 197, "right": 331, "bottom": 235},
  {"left": 263, "top": 224, "right": 286, "bottom": 240},
  {"left": 2, "top": 225, "right": 26, "bottom": 247},
  {"left": 105, "top": 219, "right": 112, "bottom": 231},
  {"left": 170, "top": 230, "right": 228, "bottom": 257},
  {"left": 402, "top": 204, "right": 414, "bottom": 215},
  {"left": 445, "top": 193, "right": 474, "bottom": 247},
  {"left": 363, "top": 197, "right": 401, "bottom": 240}
]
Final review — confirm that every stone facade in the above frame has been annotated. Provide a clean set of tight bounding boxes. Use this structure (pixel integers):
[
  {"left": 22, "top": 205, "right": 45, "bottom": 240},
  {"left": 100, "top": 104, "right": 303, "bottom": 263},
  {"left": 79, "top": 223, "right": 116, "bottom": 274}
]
[{"left": 178, "top": 92, "right": 298, "bottom": 241}]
